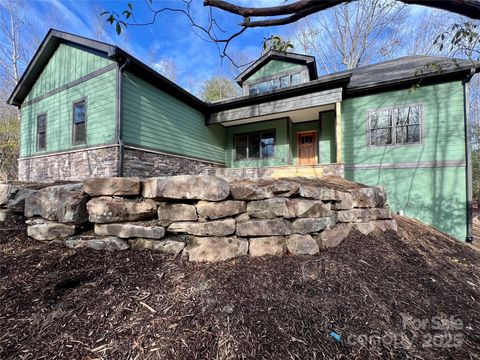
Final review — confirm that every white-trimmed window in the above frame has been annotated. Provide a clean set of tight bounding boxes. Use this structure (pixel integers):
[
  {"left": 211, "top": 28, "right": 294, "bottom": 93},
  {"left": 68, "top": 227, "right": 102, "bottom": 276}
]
[{"left": 368, "top": 104, "right": 422, "bottom": 146}]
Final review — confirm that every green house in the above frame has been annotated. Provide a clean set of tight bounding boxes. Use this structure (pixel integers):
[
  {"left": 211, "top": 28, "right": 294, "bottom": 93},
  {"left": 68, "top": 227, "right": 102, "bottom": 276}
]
[{"left": 8, "top": 29, "right": 480, "bottom": 241}]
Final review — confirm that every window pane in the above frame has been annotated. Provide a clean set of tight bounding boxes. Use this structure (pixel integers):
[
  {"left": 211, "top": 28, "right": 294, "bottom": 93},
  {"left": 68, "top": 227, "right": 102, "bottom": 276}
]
[
  {"left": 74, "top": 101, "right": 86, "bottom": 124},
  {"left": 249, "top": 133, "right": 261, "bottom": 158},
  {"left": 396, "top": 124, "right": 420, "bottom": 144},
  {"left": 396, "top": 106, "right": 420, "bottom": 126},
  {"left": 249, "top": 84, "right": 258, "bottom": 95},
  {"left": 38, "top": 132, "right": 46, "bottom": 150},
  {"left": 370, "top": 110, "right": 392, "bottom": 129},
  {"left": 267, "top": 79, "right": 279, "bottom": 91},
  {"left": 74, "top": 122, "right": 86, "bottom": 143},
  {"left": 235, "top": 135, "right": 247, "bottom": 160},
  {"left": 279, "top": 76, "right": 289, "bottom": 88},
  {"left": 257, "top": 81, "right": 268, "bottom": 94},
  {"left": 291, "top": 73, "right": 301, "bottom": 85},
  {"left": 261, "top": 132, "right": 275, "bottom": 158},
  {"left": 370, "top": 128, "right": 392, "bottom": 145},
  {"left": 37, "top": 115, "right": 46, "bottom": 132}
]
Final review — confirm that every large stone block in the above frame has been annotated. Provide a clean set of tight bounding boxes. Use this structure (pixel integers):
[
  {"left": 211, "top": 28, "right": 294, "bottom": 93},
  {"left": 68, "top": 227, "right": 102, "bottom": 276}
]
[
  {"left": 157, "top": 203, "right": 198, "bottom": 226},
  {"left": 230, "top": 180, "right": 274, "bottom": 200},
  {"left": 184, "top": 236, "right": 248, "bottom": 262},
  {"left": 95, "top": 223, "right": 165, "bottom": 239},
  {"left": 236, "top": 219, "right": 293, "bottom": 237},
  {"left": 286, "top": 199, "right": 331, "bottom": 218},
  {"left": 299, "top": 185, "right": 338, "bottom": 200},
  {"left": 25, "top": 184, "right": 88, "bottom": 224},
  {"left": 286, "top": 234, "right": 319, "bottom": 255},
  {"left": 351, "top": 186, "right": 387, "bottom": 208},
  {"left": 249, "top": 236, "right": 285, "bottom": 257},
  {"left": 83, "top": 177, "right": 140, "bottom": 196},
  {"left": 143, "top": 175, "right": 229, "bottom": 201},
  {"left": 27, "top": 221, "right": 76, "bottom": 241},
  {"left": 317, "top": 223, "right": 353, "bottom": 250},
  {"left": 374, "top": 219, "right": 398, "bottom": 232},
  {"left": 87, "top": 196, "right": 157, "bottom": 223},
  {"left": 354, "top": 208, "right": 392, "bottom": 222},
  {"left": 65, "top": 236, "right": 130, "bottom": 251},
  {"left": 338, "top": 208, "right": 392, "bottom": 223},
  {"left": 196, "top": 200, "right": 245, "bottom": 220},
  {"left": 291, "top": 217, "right": 331, "bottom": 234},
  {"left": 7, "top": 188, "right": 37, "bottom": 213},
  {"left": 271, "top": 180, "right": 301, "bottom": 197},
  {"left": 0, "top": 184, "right": 18, "bottom": 206},
  {"left": 168, "top": 218, "right": 236, "bottom": 236},
  {"left": 128, "top": 238, "right": 186, "bottom": 254},
  {"left": 246, "top": 198, "right": 293, "bottom": 219}
]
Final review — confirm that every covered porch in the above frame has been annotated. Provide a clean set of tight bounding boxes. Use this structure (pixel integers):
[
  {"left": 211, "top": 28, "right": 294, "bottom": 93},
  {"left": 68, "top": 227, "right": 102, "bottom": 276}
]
[{"left": 208, "top": 87, "right": 345, "bottom": 179}]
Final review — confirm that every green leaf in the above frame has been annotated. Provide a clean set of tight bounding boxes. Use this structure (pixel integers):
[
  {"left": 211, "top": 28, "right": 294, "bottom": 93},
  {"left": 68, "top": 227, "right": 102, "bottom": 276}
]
[
  {"left": 116, "top": 22, "right": 122, "bottom": 35},
  {"left": 100, "top": 11, "right": 109, "bottom": 16},
  {"left": 107, "top": 14, "right": 115, "bottom": 24},
  {"left": 128, "top": 3, "right": 133, "bottom": 10}
]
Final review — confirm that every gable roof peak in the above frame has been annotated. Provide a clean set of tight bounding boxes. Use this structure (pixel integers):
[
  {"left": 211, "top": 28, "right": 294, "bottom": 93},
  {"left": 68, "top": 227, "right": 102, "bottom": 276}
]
[{"left": 235, "top": 50, "right": 318, "bottom": 86}]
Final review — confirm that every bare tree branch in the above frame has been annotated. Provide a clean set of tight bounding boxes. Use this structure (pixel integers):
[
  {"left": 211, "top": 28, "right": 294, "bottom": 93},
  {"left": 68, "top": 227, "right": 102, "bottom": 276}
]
[{"left": 204, "top": 0, "right": 480, "bottom": 26}]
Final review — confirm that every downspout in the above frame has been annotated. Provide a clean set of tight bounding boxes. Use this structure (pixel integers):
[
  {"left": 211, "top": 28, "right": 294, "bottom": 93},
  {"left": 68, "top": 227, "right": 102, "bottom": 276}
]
[
  {"left": 116, "top": 58, "right": 129, "bottom": 177},
  {"left": 463, "top": 67, "right": 475, "bottom": 243}
]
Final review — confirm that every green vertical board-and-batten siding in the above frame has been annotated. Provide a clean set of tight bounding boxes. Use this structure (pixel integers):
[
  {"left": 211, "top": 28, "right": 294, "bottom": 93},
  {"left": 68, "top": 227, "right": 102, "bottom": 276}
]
[
  {"left": 25, "top": 43, "right": 113, "bottom": 101},
  {"left": 342, "top": 81, "right": 467, "bottom": 240},
  {"left": 20, "top": 43, "right": 117, "bottom": 158},
  {"left": 226, "top": 119, "right": 289, "bottom": 168},
  {"left": 121, "top": 72, "right": 225, "bottom": 164},
  {"left": 246, "top": 60, "right": 304, "bottom": 82}
]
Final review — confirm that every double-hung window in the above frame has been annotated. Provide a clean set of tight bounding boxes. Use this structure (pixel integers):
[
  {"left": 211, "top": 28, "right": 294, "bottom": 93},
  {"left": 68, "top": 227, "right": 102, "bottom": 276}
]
[
  {"left": 36, "top": 113, "right": 47, "bottom": 151},
  {"left": 369, "top": 104, "right": 422, "bottom": 146},
  {"left": 73, "top": 99, "right": 87, "bottom": 144},
  {"left": 234, "top": 131, "right": 275, "bottom": 160}
]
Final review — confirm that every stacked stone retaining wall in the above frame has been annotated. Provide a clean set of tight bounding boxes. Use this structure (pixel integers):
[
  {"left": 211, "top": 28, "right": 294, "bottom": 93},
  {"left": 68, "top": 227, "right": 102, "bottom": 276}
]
[{"left": 0, "top": 175, "right": 397, "bottom": 262}]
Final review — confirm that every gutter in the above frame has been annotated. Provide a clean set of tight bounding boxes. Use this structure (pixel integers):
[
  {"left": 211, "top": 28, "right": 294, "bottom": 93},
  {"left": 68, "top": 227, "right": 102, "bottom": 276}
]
[
  {"left": 116, "top": 57, "right": 129, "bottom": 177},
  {"left": 463, "top": 67, "right": 476, "bottom": 243}
]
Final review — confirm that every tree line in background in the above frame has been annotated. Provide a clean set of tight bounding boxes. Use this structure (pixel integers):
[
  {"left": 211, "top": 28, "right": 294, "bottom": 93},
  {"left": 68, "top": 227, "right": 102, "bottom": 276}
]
[{"left": 0, "top": 0, "right": 479, "bottom": 195}]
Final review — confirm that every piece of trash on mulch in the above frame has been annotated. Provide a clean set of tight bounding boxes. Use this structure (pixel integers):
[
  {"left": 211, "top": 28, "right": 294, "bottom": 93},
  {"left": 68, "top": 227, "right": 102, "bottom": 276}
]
[{"left": 329, "top": 332, "right": 341, "bottom": 342}]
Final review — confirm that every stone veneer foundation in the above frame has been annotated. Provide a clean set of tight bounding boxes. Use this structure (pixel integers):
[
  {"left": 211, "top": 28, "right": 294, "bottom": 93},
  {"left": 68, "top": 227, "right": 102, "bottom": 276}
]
[
  {"left": 18, "top": 145, "right": 224, "bottom": 181},
  {"left": 122, "top": 147, "right": 224, "bottom": 177},
  {"left": 18, "top": 145, "right": 120, "bottom": 182}
]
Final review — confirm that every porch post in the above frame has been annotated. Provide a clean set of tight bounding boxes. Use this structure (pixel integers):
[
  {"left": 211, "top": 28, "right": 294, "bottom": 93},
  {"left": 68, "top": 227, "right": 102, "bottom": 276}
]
[{"left": 335, "top": 101, "right": 342, "bottom": 163}]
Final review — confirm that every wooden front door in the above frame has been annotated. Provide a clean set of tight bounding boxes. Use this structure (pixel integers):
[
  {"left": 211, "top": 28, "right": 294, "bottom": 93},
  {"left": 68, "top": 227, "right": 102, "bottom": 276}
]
[{"left": 297, "top": 131, "right": 317, "bottom": 165}]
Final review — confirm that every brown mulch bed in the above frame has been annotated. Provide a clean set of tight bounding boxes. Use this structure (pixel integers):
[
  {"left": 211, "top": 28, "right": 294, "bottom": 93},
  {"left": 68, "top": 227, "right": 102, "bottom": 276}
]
[{"left": 0, "top": 216, "right": 479, "bottom": 359}]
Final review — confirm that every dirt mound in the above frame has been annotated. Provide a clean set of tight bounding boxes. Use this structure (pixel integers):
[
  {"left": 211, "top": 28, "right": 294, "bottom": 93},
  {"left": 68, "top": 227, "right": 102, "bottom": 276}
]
[{"left": 0, "top": 215, "right": 479, "bottom": 359}]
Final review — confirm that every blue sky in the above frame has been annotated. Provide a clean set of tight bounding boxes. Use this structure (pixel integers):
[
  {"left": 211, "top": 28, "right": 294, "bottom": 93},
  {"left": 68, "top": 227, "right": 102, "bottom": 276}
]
[{"left": 16, "top": 0, "right": 290, "bottom": 92}]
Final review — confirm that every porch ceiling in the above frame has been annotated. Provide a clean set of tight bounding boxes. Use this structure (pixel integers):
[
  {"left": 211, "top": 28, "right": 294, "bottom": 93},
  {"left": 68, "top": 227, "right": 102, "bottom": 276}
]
[
  {"left": 219, "top": 103, "right": 335, "bottom": 127},
  {"left": 208, "top": 87, "right": 342, "bottom": 126}
]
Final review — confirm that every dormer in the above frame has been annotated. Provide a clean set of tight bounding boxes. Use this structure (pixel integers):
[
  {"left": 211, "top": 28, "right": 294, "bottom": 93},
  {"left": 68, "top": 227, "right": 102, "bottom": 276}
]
[{"left": 235, "top": 51, "right": 318, "bottom": 96}]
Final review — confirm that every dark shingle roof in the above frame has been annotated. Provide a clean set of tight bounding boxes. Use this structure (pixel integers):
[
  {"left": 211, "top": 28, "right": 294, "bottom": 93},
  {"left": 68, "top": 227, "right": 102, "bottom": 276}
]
[{"left": 347, "top": 55, "right": 479, "bottom": 93}]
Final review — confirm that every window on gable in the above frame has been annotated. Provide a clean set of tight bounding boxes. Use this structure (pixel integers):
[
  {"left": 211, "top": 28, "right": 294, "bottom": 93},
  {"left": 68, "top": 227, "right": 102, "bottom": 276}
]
[
  {"left": 73, "top": 100, "right": 87, "bottom": 144},
  {"left": 248, "top": 72, "right": 302, "bottom": 95},
  {"left": 369, "top": 104, "right": 422, "bottom": 146},
  {"left": 37, "top": 113, "right": 46, "bottom": 151},
  {"left": 234, "top": 131, "right": 276, "bottom": 160}
]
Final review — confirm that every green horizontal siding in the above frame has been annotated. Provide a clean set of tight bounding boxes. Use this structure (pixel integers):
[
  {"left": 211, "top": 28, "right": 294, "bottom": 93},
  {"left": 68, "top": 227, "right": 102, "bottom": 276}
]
[
  {"left": 342, "top": 81, "right": 466, "bottom": 164},
  {"left": 345, "top": 167, "right": 467, "bottom": 240},
  {"left": 319, "top": 111, "right": 336, "bottom": 164},
  {"left": 343, "top": 81, "right": 467, "bottom": 240},
  {"left": 122, "top": 72, "right": 225, "bottom": 163},
  {"left": 20, "top": 68, "right": 117, "bottom": 157},
  {"left": 226, "top": 119, "right": 289, "bottom": 168},
  {"left": 26, "top": 43, "right": 112, "bottom": 101},
  {"left": 246, "top": 60, "right": 303, "bottom": 82}
]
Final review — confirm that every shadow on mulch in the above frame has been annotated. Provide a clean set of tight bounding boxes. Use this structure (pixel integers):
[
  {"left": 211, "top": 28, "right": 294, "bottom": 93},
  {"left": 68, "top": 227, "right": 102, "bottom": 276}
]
[{"left": 0, "top": 215, "right": 479, "bottom": 359}]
